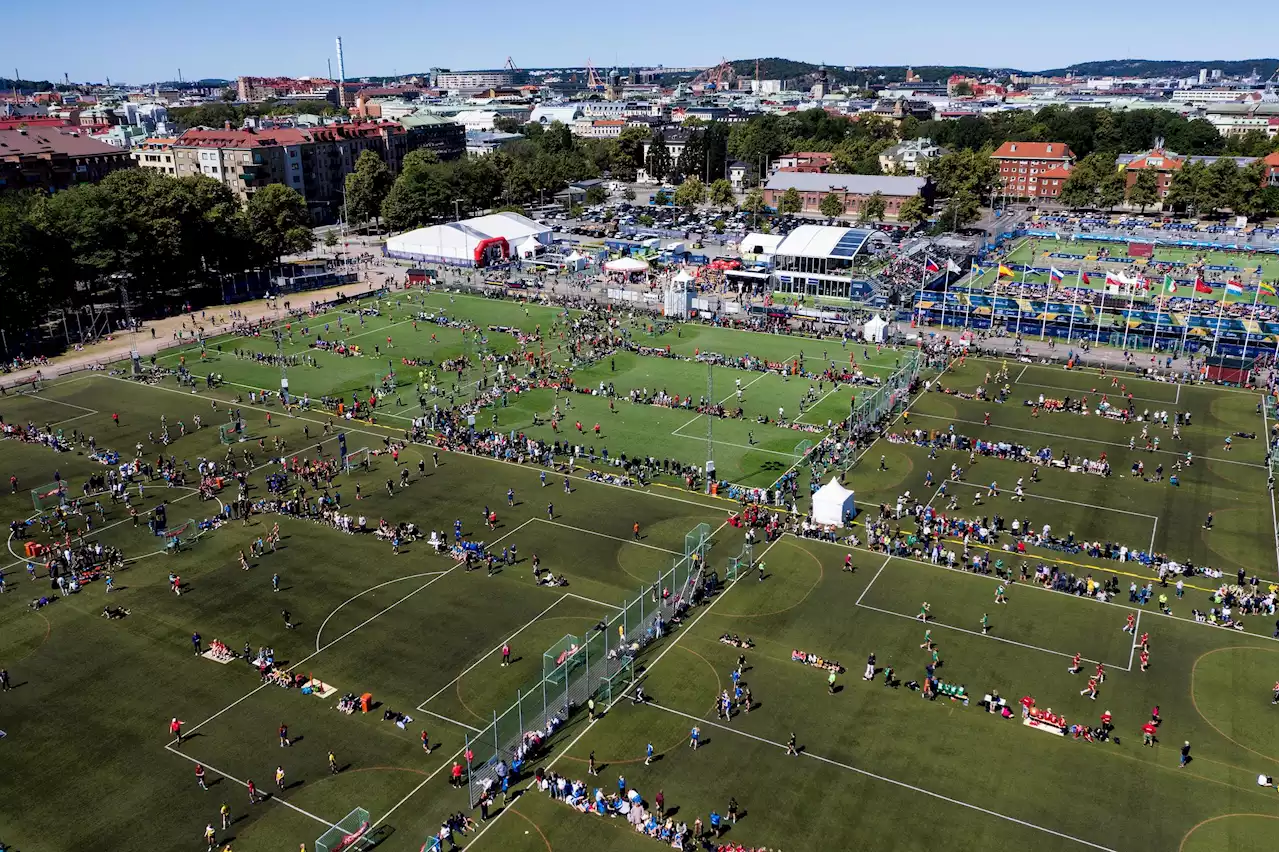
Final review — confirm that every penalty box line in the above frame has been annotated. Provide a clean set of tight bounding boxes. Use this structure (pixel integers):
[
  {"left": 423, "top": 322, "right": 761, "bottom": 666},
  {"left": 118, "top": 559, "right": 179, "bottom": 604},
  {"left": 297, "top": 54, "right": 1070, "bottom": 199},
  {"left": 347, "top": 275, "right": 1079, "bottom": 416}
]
[
  {"left": 640, "top": 701, "right": 1121, "bottom": 852},
  {"left": 854, "top": 601, "right": 1132, "bottom": 672},
  {"left": 164, "top": 744, "right": 338, "bottom": 829}
]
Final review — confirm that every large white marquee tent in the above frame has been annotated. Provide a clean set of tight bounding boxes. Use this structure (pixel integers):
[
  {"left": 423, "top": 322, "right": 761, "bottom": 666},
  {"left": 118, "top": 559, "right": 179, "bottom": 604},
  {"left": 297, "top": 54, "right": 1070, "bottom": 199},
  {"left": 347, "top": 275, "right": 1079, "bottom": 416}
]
[{"left": 384, "top": 212, "right": 551, "bottom": 267}]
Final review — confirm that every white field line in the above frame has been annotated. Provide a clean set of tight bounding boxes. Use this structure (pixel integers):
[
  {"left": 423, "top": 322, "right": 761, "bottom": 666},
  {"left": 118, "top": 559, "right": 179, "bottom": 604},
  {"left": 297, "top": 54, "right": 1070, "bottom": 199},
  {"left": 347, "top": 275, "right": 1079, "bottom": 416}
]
[
  {"left": 854, "top": 556, "right": 892, "bottom": 608},
  {"left": 534, "top": 518, "right": 681, "bottom": 555},
  {"left": 905, "top": 411, "right": 1265, "bottom": 469},
  {"left": 565, "top": 592, "right": 623, "bottom": 610},
  {"left": 853, "top": 602, "right": 1128, "bottom": 670},
  {"left": 1262, "top": 398, "right": 1279, "bottom": 554},
  {"left": 417, "top": 709, "right": 484, "bottom": 734},
  {"left": 96, "top": 372, "right": 732, "bottom": 515},
  {"left": 416, "top": 592, "right": 569, "bottom": 709},
  {"left": 1127, "top": 610, "right": 1142, "bottom": 673},
  {"left": 455, "top": 518, "right": 755, "bottom": 850},
  {"left": 671, "top": 369, "right": 771, "bottom": 435},
  {"left": 16, "top": 394, "right": 98, "bottom": 414},
  {"left": 638, "top": 702, "right": 1121, "bottom": 852},
  {"left": 1015, "top": 364, "right": 1029, "bottom": 382},
  {"left": 164, "top": 745, "right": 338, "bottom": 828},
  {"left": 313, "top": 570, "right": 450, "bottom": 652}
]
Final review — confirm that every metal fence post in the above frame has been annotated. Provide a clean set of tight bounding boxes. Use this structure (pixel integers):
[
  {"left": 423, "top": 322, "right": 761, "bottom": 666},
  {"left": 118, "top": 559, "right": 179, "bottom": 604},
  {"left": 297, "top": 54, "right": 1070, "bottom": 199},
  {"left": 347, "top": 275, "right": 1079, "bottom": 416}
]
[
  {"left": 518, "top": 689, "right": 524, "bottom": 737},
  {"left": 493, "top": 710, "right": 499, "bottom": 760},
  {"left": 542, "top": 672, "right": 548, "bottom": 719}
]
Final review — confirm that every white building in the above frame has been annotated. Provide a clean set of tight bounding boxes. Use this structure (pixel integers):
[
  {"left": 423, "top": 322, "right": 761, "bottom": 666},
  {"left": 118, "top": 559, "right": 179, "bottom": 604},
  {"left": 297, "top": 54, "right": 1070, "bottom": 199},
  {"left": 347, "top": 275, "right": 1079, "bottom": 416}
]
[
  {"left": 434, "top": 71, "right": 515, "bottom": 91},
  {"left": 572, "top": 118, "right": 625, "bottom": 138},
  {"left": 877, "top": 138, "right": 944, "bottom": 174},
  {"left": 529, "top": 104, "right": 583, "bottom": 126}
]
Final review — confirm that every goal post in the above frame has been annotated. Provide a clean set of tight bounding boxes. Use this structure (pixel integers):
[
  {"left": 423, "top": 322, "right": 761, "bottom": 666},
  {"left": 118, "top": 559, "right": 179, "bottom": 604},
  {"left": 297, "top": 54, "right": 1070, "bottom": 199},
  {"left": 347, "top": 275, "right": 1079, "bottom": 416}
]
[
  {"left": 31, "top": 482, "right": 66, "bottom": 512},
  {"left": 315, "top": 807, "right": 372, "bottom": 852},
  {"left": 343, "top": 448, "right": 371, "bottom": 474}
]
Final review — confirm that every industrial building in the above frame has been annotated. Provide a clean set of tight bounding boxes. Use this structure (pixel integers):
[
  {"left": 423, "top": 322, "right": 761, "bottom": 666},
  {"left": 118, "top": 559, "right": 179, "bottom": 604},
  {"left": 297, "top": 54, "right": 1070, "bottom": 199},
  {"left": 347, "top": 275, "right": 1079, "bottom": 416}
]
[
  {"left": 762, "top": 173, "right": 930, "bottom": 219},
  {"left": 383, "top": 212, "right": 552, "bottom": 267}
]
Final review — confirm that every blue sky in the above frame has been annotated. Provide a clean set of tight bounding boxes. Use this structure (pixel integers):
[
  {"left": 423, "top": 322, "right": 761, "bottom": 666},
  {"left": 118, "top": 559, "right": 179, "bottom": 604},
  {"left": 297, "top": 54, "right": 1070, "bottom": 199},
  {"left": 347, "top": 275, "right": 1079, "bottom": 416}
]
[{"left": 10, "top": 0, "right": 1279, "bottom": 83}]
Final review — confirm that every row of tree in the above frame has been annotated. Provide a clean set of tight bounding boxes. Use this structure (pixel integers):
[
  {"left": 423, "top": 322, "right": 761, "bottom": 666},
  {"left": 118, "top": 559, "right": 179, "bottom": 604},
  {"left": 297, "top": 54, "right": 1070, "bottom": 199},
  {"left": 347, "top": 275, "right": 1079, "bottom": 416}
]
[
  {"left": 1059, "top": 153, "right": 1271, "bottom": 217},
  {"left": 0, "top": 170, "right": 313, "bottom": 346}
]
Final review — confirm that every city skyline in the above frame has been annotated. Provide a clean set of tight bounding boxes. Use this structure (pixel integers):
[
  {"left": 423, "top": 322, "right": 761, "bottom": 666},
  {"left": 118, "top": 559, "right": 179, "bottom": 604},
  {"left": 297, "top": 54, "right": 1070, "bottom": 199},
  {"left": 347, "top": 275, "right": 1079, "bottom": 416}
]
[{"left": 7, "top": 0, "right": 1279, "bottom": 84}]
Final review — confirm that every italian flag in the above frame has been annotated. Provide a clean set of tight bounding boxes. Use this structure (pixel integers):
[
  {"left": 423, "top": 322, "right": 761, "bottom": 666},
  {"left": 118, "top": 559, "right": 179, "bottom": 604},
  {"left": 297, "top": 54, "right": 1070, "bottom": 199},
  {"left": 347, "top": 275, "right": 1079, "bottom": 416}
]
[{"left": 1163, "top": 275, "right": 1176, "bottom": 294}]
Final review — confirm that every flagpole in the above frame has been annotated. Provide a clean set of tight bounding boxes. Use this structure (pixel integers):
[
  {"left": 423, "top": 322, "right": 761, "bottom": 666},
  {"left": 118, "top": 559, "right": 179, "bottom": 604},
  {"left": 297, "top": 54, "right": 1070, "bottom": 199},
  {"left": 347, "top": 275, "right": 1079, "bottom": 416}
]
[
  {"left": 1210, "top": 285, "right": 1229, "bottom": 358},
  {"left": 1151, "top": 278, "right": 1164, "bottom": 354},
  {"left": 917, "top": 257, "right": 928, "bottom": 331},
  {"left": 1066, "top": 268, "right": 1080, "bottom": 346},
  {"left": 1240, "top": 284, "right": 1261, "bottom": 360},
  {"left": 1094, "top": 287, "right": 1105, "bottom": 347},
  {"left": 939, "top": 269, "right": 948, "bottom": 331},
  {"left": 1120, "top": 280, "right": 1137, "bottom": 353}
]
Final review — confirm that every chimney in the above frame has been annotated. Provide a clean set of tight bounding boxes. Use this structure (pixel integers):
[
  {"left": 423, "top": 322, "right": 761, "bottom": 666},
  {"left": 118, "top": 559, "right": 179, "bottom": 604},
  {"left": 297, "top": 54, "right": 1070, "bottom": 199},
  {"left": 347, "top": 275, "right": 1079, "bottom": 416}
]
[
  {"left": 1046, "top": 144, "right": 1053, "bottom": 154},
  {"left": 1010, "top": 143, "right": 1016, "bottom": 152}
]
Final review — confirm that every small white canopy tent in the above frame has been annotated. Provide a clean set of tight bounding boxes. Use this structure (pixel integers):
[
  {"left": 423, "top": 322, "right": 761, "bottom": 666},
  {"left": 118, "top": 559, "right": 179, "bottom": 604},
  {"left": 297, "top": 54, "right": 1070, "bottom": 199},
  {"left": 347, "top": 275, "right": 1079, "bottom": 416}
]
[
  {"left": 604, "top": 256, "right": 649, "bottom": 274},
  {"left": 812, "top": 477, "right": 855, "bottom": 527},
  {"left": 862, "top": 314, "right": 889, "bottom": 343},
  {"left": 517, "top": 236, "right": 542, "bottom": 259},
  {"left": 672, "top": 269, "right": 695, "bottom": 285},
  {"left": 563, "top": 250, "right": 587, "bottom": 271}
]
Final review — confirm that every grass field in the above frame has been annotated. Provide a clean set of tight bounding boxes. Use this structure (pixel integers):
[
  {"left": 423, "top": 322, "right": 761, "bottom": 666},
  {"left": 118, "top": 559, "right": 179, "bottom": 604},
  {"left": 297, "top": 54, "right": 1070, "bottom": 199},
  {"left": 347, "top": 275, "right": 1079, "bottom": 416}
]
[
  {"left": 0, "top": 302, "right": 1275, "bottom": 852},
  {"left": 969, "top": 238, "right": 1279, "bottom": 307}
]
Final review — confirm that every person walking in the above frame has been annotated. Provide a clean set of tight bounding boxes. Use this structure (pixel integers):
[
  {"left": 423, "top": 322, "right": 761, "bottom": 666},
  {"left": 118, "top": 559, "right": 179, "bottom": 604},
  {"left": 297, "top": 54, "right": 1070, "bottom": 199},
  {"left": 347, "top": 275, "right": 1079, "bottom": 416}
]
[
  {"left": 501, "top": 644, "right": 511, "bottom": 667},
  {"left": 645, "top": 742, "right": 654, "bottom": 765},
  {"left": 195, "top": 763, "right": 208, "bottom": 790},
  {"left": 170, "top": 717, "right": 185, "bottom": 744},
  {"left": 1180, "top": 741, "right": 1192, "bottom": 767},
  {"left": 192, "top": 632, "right": 202, "bottom": 655},
  {"left": 329, "top": 750, "right": 339, "bottom": 774},
  {"left": 220, "top": 803, "right": 231, "bottom": 830}
]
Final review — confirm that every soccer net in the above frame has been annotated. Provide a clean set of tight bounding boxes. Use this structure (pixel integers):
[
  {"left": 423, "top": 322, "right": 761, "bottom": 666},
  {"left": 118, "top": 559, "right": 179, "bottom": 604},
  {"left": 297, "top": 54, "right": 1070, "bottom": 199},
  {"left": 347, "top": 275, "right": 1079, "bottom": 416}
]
[
  {"left": 31, "top": 482, "right": 66, "bottom": 512},
  {"left": 726, "top": 542, "right": 754, "bottom": 581},
  {"left": 343, "top": 448, "right": 371, "bottom": 473},
  {"left": 316, "top": 807, "right": 372, "bottom": 852},
  {"left": 219, "top": 422, "right": 243, "bottom": 444},
  {"left": 164, "top": 519, "right": 201, "bottom": 553}
]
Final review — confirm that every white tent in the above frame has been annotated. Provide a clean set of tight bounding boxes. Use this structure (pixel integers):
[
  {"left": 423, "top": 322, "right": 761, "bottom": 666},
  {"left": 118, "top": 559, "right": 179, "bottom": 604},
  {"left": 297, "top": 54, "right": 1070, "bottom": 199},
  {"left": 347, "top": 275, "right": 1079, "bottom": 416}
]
[
  {"left": 604, "top": 256, "right": 649, "bottom": 274},
  {"left": 862, "top": 314, "right": 889, "bottom": 343},
  {"left": 563, "top": 250, "right": 587, "bottom": 271},
  {"left": 811, "top": 478, "right": 855, "bottom": 527},
  {"left": 673, "top": 269, "right": 695, "bottom": 284},
  {"left": 517, "top": 236, "right": 542, "bottom": 259}
]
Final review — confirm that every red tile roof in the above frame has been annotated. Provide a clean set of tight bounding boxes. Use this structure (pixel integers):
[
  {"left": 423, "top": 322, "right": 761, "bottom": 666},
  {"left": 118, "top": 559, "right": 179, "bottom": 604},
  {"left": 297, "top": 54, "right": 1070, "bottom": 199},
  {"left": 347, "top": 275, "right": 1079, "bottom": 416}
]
[
  {"left": 1125, "top": 150, "right": 1185, "bottom": 171},
  {"left": 176, "top": 122, "right": 402, "bottom": 149},
  {"left": 0, "top": 127, "right": 129, "bottom": 159},
  {"left": 1039, "top": 165, "right": 1072, "bottom": 179},
  {"left": 991, "top": 141, "right": 1074, "bottom": 160}
]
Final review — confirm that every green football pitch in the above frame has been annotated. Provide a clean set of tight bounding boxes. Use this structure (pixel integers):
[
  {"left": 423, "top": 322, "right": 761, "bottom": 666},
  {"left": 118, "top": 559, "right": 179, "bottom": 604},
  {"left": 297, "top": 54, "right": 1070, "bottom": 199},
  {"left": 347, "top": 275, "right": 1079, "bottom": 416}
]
[
  {"left": 968, "top": 237, "right": 1279, "bottom": 307},
  {"left": 0, "top": 295, "right": 1275, "bottom": 852}
]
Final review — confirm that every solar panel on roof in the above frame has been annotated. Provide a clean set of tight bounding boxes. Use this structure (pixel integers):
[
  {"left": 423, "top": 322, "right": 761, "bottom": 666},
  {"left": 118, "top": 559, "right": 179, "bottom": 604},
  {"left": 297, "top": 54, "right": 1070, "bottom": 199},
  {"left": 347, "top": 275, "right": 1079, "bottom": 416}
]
[{"left": 830, "top": 230, "right": 865, "bottom": 257}]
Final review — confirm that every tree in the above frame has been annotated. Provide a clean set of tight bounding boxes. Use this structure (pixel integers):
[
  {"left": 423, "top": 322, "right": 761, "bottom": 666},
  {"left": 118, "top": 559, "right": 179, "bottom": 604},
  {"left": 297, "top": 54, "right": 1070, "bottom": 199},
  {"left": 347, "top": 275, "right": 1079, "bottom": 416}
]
[
  {"left": 323, "top": 230, "right": 339, "bottom": 249},
  {"left": 1059, "top": 166, "right": 1100, "bottom": 209},
  {"left": 1127, "top": 168, "right": 1159, "bottom": 212},
  {"left": 645, "top": 132, "right": 674, "bottom": 184},
  {"left": 674, "top": 177, "right": 706, "bottom": 209},
  {"left": 493, "top": 115, "right": 523, "bottom": 134},
  {"left": 622, "top": 187, "right": 636, "bottom": 201},
  {"left": 653, "top": 189, "right": 672, "bottom": 207},
  {"left": 743, "top": 188, "right": 765, "bottom": 215},
  {"left": 862, "top": 191, "right": 887, "bottom": 223},
  {"left": 779, "top": 187, "right": 802, "bottom": 214},
  {"left": 940, "top": 191, "right": 981, "bottom": 230},
  {"left": 897, "top": 194, "right": 929, "bottom": 226},
  {"left": 248, "top": 185, "right": 313, "bottom": 263},
  {"left": 584, "top": 185, "right": 609, "bottom": 205},
  {"left": 1233, "top": 160, "right": 1271, "bottom": 220},
  {"left": 708, "top": 178, "right": 735, "bottom": 209},
  {"left": 819, "top": 192, "right": 844, "bottom": 219},
  {"left": 1164, "top": 159, "right": 1206, "bottom": 215},
  {"left": 343, "top": 150, "right": 393, "bottom": 230},
  {"left": 952, "top": 81, "right": 974, "bottom": 97},
  {"left": 924, "top": 148, "right": 998, "bottom": 199},
  {"left": 1199, "top": 158, "right": 1240, "bottom": 215},
  {"left": 1096, "top": 168, "right": 1127, "bottom": 211}
]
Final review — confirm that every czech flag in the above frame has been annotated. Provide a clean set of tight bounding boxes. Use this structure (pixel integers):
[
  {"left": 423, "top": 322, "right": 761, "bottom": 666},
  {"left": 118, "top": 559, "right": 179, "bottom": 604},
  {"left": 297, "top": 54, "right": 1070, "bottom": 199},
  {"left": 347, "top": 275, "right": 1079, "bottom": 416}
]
[
  {"left": 1049, "top": 267, "right": 1065, "bottom": 283},
  {"left": 925, "top": 258, "right": 940, "bottom": 273},
  {"left": 998, "top": 264, "right": 1016, "bottom": 278},
  {"left": 1225, "top": 281, "right": 1244, "bottom": 297}
]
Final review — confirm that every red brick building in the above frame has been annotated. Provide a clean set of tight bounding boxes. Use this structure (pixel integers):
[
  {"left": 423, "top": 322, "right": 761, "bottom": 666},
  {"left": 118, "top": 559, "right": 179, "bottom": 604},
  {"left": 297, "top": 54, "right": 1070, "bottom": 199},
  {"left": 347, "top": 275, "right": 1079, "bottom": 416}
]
[
  {"left": 0, "top": 126, "right": 134, "bottom": 192},
  {"left": 991, "top": 141, "right": 1075, "bottom": 199}
]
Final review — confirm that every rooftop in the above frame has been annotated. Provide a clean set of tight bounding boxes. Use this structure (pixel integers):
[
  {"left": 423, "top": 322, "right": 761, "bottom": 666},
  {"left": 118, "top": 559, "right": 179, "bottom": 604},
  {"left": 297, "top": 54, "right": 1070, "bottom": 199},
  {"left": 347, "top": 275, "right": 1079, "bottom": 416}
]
[
  {"left": 0, "top": 127, "right": 130, "bottom": 159},
  {"left": 764, "top": 172, "right": 928, "bottom": 196},
  {"left": 991, "top": 141, "right": 1074, "bottom": 160},
  {"left": 774, "top": 225, "right": 892, "bottom": 260}
]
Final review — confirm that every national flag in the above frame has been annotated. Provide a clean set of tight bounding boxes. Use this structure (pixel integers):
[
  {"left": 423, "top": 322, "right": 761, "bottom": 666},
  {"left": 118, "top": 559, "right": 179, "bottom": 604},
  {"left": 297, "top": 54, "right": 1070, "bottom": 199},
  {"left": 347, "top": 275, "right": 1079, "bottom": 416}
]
[
  {"left": 1163, "top": 275, "right": 1177, "bottom": 294},
  {"left": 1080, "top": 271, "right": 1091, "bottom": 285},
  {"left": 998, "top": 264, "right": 1016, "bottom": 278},
  {"left": 1259, "top": 281, "right": 1277, "bottom": 297},
  {"left": 946, "top": 258, "right": 963, "bottom": 274},
  {"left": 925, "top": 258, "right": 940, "bottom": 273},
  {"left": 1049, "top": 266, "right": 1065, "bottom": 283},
  {"left": 1225, "top": 281, "right": 1244, "bottom": 297},
  {"left": 1194, "top": 277, "right": 1213, "bottom": 294}
]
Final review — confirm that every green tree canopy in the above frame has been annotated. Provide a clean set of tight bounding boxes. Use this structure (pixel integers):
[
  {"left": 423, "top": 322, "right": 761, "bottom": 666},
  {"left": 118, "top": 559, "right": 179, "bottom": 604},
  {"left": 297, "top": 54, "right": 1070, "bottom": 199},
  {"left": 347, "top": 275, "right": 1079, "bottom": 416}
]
[
  {"left": 344, "top": 149, "right": 393, "bottom": 228},
  {"left": 819, "top": 192, "right": 844, "bottom": 219},
  {"left": 778, "top": 186, "right": 802, "bottom": 214},
  {"left": 248, "top": 184, "right": 313, "bottom": 263}
]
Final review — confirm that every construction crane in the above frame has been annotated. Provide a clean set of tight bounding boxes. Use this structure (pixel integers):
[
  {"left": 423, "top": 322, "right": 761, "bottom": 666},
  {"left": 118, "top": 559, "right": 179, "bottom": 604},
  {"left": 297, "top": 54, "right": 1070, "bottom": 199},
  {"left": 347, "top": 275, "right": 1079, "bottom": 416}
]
[
  {"left": 585, "top": 59, "right": 605, "bottom": 91},
  {"left": 504, "top": 57, "right": 519, "bottom": 73},
  {"left": 692, "top": 58, "right": 736, "bottom": 91}
]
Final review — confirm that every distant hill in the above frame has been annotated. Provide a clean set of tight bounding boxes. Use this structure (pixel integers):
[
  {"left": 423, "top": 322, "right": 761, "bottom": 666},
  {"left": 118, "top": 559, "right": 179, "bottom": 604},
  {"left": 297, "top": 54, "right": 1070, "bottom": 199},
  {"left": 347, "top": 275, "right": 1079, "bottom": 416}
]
[
  {"left": 719, "top": 57, "right": 1277, "bottom": 85},
  {"left": 1036, "top": 58, "right": 1276, "bottom": 79}
]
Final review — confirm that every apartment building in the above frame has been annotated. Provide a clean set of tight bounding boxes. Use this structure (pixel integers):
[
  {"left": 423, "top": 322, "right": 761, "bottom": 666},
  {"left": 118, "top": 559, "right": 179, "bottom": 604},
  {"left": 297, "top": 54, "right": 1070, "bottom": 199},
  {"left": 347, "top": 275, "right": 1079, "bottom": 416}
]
[
  {"left": 172, "top": 121, "right": 406, "bottom": 223},
  {"left": 991, "top": 141, "right": 1075, "bottom": 199},
  {"left": 131, "top": 137, "right": 178, "bottom": 175}
]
